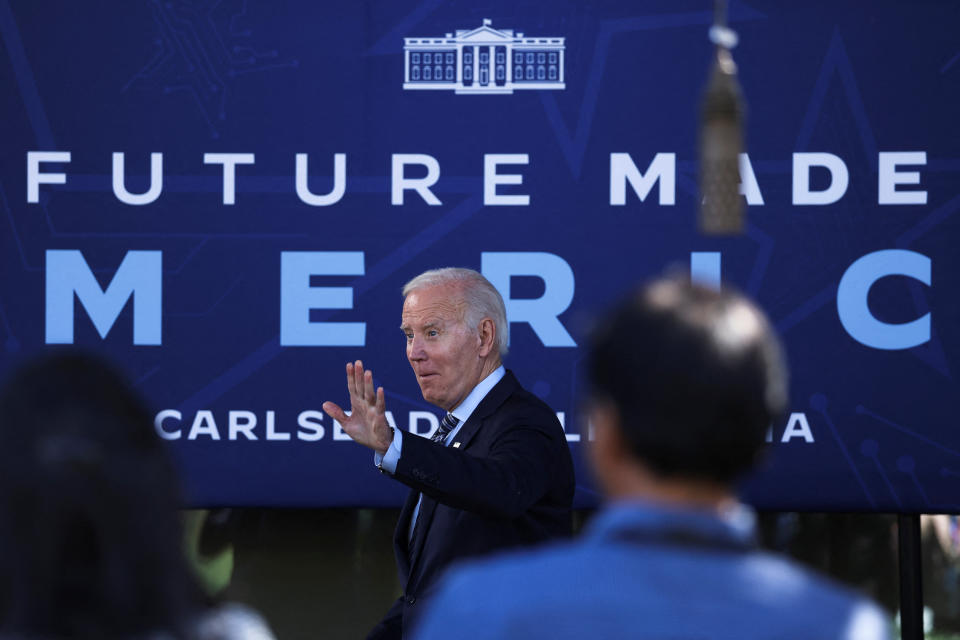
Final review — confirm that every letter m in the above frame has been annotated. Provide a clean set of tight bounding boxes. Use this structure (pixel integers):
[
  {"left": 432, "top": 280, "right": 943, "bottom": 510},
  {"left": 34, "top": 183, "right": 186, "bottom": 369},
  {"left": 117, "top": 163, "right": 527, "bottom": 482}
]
[
  {"left": 610, "top": 153, "right": 676, "bottom": 205},
  {"left": 45, "top": 250, "right": 162, "bottom": 345}
]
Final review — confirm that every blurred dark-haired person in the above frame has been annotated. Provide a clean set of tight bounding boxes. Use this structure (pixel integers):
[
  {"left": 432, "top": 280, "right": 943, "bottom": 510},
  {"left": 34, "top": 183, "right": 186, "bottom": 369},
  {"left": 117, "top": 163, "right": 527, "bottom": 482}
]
[
  {"left": 0, "top": 351, "right": 275, "bottom": 639},
  {"left": 413, "top": 277, "right": 889, "bottom": 640}
]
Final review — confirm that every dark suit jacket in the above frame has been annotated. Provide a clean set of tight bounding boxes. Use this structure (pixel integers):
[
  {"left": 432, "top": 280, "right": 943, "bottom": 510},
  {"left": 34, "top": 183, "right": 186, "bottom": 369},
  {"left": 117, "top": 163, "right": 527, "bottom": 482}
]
[{"left": 370, "top": 369, "right": 574, "bottom": 638}]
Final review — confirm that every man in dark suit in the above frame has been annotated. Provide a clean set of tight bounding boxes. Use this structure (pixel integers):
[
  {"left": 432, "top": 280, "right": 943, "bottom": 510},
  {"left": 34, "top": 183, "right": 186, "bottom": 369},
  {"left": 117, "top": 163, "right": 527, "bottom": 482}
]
[{"left": 323, "top": 267, "right": 575, "bottom": 639}]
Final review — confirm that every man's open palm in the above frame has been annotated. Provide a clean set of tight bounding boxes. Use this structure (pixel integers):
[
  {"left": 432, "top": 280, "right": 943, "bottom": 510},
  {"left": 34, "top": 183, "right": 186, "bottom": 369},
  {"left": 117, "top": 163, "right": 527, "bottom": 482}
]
[{"left": 323, "top": 360, "right": 393, "bottom": 454}]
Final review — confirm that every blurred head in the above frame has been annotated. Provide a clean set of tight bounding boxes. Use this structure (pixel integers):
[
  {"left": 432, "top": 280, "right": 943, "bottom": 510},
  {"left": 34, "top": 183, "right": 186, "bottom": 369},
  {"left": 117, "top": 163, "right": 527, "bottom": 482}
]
[
  {"left": 401, "top": 268, "right": 505, "bottom": 411},
  {"left": 586, "top": 277, "right": 787, "bottom": 493},
  {"left": 0, "top": 350, "right": 203, "bottom": 636}
]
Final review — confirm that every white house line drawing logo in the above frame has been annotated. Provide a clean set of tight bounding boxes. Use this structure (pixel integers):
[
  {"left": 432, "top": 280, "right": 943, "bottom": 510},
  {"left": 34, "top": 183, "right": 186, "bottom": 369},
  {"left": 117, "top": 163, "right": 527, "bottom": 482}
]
[{"left": 403, "top": 19, "right": 565, "bottom": 94}]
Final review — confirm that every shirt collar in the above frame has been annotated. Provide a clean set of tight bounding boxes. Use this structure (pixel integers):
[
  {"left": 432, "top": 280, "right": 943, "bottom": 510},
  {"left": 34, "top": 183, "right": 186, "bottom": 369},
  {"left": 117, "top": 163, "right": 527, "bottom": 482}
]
[
  {"left": 585, "top": 499, "right": 757, "bottom": 550},
  {"left": 449, "top": 365, "right": 506, "bottom": 425}
]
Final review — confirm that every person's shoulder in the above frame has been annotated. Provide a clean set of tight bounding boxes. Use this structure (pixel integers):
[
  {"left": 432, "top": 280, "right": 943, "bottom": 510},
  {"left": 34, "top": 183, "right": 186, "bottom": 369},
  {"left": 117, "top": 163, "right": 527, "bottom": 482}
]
[
  {"left": 498, "top": 372, "right": 561, "bottom": 426},
  {"left": 414, "top": 543, "right": 582, "bottom": 639},
  {"left": 433, "top": 539, "right": 584, "bottom": 606},
  {"left": 743, "top": 551, "right": 890, "bottom": 639},
  {"left": 459, "top": 536, "right": 578, "bottom": 574}
]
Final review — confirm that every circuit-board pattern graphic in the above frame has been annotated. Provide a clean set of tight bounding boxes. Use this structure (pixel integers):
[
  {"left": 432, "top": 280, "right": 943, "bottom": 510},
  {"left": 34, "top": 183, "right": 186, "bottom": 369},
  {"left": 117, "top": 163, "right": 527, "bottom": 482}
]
[{"left": 123, "top": 0, "right": 298, "bottom": 138}]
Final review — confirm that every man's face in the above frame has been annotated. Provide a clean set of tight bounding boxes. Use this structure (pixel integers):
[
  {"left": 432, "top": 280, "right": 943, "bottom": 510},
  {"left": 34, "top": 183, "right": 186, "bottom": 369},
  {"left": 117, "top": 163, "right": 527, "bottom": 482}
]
[{"left": 401, "top": 285, "right": 484, "bottom": 411}]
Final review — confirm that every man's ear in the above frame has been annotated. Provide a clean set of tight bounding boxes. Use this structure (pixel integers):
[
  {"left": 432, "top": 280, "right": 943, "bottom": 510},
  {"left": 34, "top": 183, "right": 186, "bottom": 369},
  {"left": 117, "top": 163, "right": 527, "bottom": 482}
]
[
  {"left": 477, "top": 317, "right": 496, "bottom": 357},
  {"left": 590, "top": 403, "right": 622, "bottom": 460},
  {"left": 587, "top": 401, "right": 630, "bottom": 493}
]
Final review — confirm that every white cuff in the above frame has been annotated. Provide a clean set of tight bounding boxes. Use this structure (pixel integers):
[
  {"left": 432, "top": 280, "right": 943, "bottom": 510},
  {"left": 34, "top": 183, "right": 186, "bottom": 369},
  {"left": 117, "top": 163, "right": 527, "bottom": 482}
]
[{"left": 374, "top": 427, "right": 403, "bottom": 473}]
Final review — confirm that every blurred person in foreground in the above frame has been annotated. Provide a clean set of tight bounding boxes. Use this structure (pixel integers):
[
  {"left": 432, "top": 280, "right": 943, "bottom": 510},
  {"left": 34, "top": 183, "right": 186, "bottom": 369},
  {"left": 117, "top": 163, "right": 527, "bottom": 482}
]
[
  {"left": 323, "top": 267, "right": 574, "bottom": 638},
  {"left": 414, "top": 276, "right": 890, "bottom": 640},
  {"left": 0, "top": 351, "right": 275, "bottom": 640}
]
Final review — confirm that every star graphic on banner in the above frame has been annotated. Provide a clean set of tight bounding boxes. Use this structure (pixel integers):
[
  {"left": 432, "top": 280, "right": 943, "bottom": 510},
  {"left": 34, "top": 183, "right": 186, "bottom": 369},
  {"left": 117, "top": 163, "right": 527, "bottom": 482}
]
[
  {"left": 769, "top": 29, "right": 956, "bottom": 379},
  {"left": 123, "top": 0, "right": 298, "bottom": 139}
]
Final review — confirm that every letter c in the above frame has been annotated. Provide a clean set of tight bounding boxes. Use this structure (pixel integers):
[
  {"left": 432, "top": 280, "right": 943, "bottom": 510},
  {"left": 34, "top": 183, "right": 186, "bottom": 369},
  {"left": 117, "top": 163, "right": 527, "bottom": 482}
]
[
  {"left": 837, "top": 249, "right": 930, "bottom": 350},
  {"left": 154, "top": 409, "right": 182, "bottom": 440}
]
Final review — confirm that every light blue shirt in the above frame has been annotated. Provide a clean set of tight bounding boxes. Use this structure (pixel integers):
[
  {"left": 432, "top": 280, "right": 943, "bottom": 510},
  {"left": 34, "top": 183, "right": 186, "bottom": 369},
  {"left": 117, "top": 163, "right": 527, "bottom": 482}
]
[
  {"left": 412, "top": 501, "right": 891, "bottom": 640},
  {"left": 375, "top": 366, "right": 506, "bottom": 541}
]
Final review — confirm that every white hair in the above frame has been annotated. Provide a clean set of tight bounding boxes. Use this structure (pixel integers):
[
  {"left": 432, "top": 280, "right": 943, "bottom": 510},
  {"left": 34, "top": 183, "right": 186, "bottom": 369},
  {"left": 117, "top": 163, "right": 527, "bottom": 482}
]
[{"left": 402, "top": 268, "right": 508, "bottom": 357}]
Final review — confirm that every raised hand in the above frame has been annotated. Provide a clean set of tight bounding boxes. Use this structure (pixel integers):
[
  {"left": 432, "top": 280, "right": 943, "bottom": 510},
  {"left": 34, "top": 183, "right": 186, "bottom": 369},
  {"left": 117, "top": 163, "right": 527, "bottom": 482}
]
[{"left": 322, "top": 360, "right": 393, "bottom": 455}]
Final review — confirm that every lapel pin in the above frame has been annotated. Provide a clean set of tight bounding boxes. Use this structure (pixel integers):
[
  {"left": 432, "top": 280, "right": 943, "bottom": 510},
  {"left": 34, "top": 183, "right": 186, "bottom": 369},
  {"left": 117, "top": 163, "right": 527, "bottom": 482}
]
[{"left": 453, "top": 442, "right": 461, "bottom": 448}]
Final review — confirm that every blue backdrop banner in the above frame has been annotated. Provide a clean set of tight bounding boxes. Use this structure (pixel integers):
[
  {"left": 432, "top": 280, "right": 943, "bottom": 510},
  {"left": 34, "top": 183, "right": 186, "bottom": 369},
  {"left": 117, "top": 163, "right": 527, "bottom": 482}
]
[{"left": 1, "top": 0, "right": 958, "bottom": 511}]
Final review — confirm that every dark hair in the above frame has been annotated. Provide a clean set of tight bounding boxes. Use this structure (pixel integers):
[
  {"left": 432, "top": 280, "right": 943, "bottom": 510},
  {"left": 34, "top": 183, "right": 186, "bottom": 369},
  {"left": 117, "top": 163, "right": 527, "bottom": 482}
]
[
  {"left": 0, "top": 351, "right": 205, "bottom": 638},
  {"left": 587, "top": 277, "right": 788, "bottom": 483}
]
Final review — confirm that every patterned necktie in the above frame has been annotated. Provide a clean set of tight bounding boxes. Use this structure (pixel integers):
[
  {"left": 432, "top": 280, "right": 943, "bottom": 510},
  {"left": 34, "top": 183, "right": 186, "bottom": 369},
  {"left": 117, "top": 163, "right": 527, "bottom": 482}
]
[{"left": 431, "top": 412, "right": 460, "bottom": 444}]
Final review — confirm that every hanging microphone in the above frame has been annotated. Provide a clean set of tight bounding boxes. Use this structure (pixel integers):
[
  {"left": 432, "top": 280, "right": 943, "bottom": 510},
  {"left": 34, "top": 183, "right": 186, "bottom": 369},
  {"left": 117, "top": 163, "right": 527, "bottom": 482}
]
[{"left": 699, "top": 0, "right": 745, "bottom": 235}]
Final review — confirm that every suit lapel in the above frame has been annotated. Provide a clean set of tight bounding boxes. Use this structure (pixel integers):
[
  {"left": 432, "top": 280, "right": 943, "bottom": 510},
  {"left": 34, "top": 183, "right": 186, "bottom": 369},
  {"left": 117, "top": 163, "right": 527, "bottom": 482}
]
[{"left": 447, "top": 370, "right": 519, "bottom": 451}]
